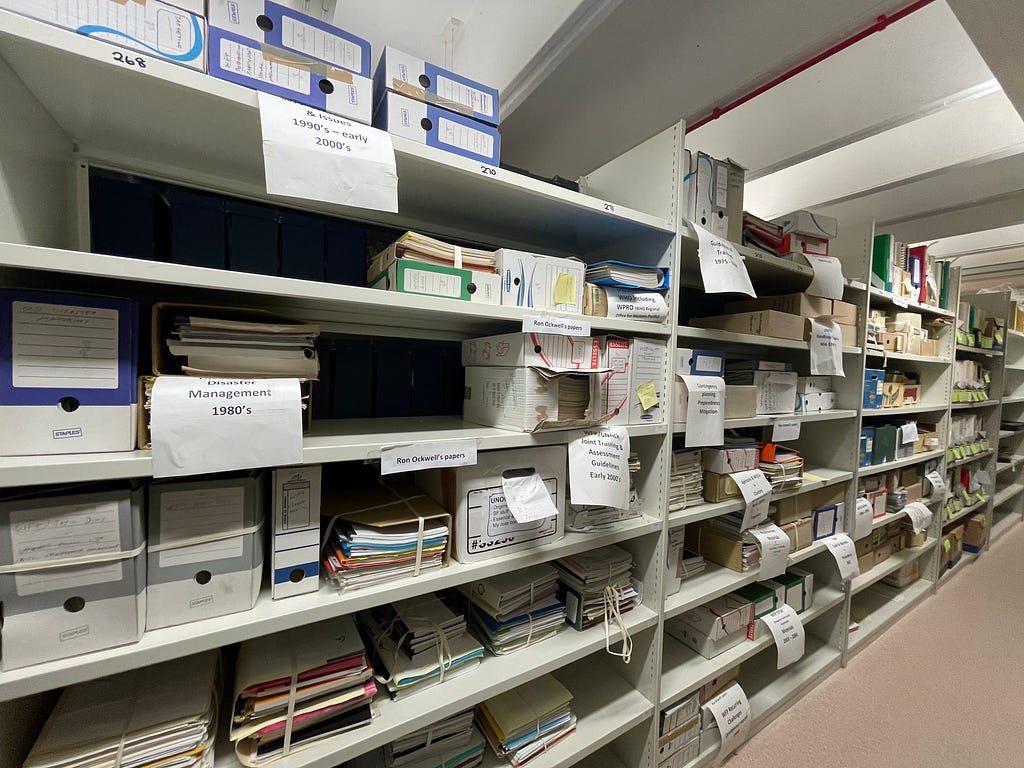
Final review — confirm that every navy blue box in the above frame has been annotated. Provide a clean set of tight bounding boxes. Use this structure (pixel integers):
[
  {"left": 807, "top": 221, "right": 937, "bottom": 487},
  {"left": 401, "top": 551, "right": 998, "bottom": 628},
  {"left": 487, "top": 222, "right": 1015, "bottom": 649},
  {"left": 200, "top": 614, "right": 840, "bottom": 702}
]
[
  {"left": 332, "top": 338, "right": 373, "bottom": 419},
  {"left": 859, "top": 427, "right": 875, "bottom": 467},
  {"left": 411, "top": 346, "right": 444, "bottom": 417},
  {"left": 89, "top": 173, "right": 157, "bottom": 260},
  {"left": 325, "top": 220, "right": 367, "bottom": 287},
  {"left": 280, "top": 212, "right": 325, "bottom": 281},
  {"left": 167, "top": 188, "right": 226, "bottom": 269},
  {"left": 374, "top": 340, "right": 412, "bottom": 418},
  {"left": 228, "top": 200, "right": 278, "bottom": 276},
  {"left": 441, "top": 344, "right": 464, "bottom": 415}
]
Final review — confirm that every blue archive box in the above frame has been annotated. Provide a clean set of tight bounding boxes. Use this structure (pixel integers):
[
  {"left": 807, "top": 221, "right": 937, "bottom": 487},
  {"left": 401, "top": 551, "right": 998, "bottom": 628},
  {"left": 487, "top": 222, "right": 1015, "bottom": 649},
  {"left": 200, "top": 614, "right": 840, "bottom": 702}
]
[
  {"left": 325, "top": 219, "right": 367, "bottom": 287},
  {"left": 167, "top": 188, "right": 226, "bottom": 270},
  {"left": 860, "top": 427, "right": 874, "bottom": 467},
  {"left": 279, "top": 212, "right": 326, "bottom": 281},
  {"left": 228, "top": 200, "right": 279, "bottom": 276},
  {"left": 332, "top": 337, "right": 373, "bottom": 419},
  {"left": 374, "top": 91, "right": 500, "bottom": 166},
  {"left": 207, "top": 0, "right": 373, "bottom": 123},
  {"left": 89, "top": 173, "right": 157, "bottom": 261},
  {"left": 677, "top": 348, "right": 725, "bottom": 376},
  {"left": 0, "top": 290, "right": 138, "bottom": 456},
  {"left": 374, "top": 46, "right": 499, "bottom": 126},
  {"left": 863, "top": 368, "right": 885, "bottom": 409}
]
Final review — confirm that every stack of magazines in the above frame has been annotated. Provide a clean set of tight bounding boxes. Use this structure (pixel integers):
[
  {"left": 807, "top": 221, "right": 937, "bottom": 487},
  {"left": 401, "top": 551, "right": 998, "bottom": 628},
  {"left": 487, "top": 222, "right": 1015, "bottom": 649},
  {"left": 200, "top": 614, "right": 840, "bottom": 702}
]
[
  {"left": 585, "top": 260, "right": 668, "bottom": 290},
  {"left": 359, "top": 594, "right": 484, "bottom": 700},
  {"left": 477, "top": 675, "right": 576, "bottom": 767},
  {"left": 554, "top": 545, "right": 639, "bottom": 630},
  {"left": 669, "top": 449, "right": 704, "bottom": 511},
  {"left": 461, "top": 565, "right": 567, "bottom": 655}
]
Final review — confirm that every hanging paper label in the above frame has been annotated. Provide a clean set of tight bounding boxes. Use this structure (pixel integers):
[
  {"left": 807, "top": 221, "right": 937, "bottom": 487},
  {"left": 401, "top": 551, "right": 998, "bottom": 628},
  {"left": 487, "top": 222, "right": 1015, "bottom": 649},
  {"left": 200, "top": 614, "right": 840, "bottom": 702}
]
[
  {"left": 733, "top": 469, "right": 772, "bottom": 530},
  {"left": 567, "top": 426, "right": 630, "bottom": 509},
  {"left": 151, "top": 377, "right": 303, "bottom": 478},
  {"left": 771, "top": 419, "right": 801, "bottom": 442},
  {"left": 682, "top": 375, "right": 725, "bottom": 448},
  {"left": 854, "top": 497, "right": 873, "bottom": 541},
  {"left": 704, "top": 683, "right": 752, "bottom": 760},
  {"left": 762, "top": 603, "right": 805, "bottom": 669},
  {"left": 808, "top": 317, "right": 845, "bottom": 377},
  {"left": 501, "top": 471, "right": 560, "bottom": 524},
  {"left": 903, "top": 501, "right": 932, "bottom": 535},
  {"left": 694, "top": 224, "right": 756, "bottom": 297},
  {"left": 257, "top": 93, "right": 398, "bottom": 212},
  {"left": 925, "top": 470, "right": 948, "bottom": 501},
  {"left": 603, "top": 288, "right": 670, "bottom": 321},
  {"left": 748, "top": 523, "right": 791, "bottom": 579},
  {"left": 901, "top": 422, "right": 918, "bottom": 444},
  {"left": 823, "top": 533, "right": 860, "bottom": 581},
  {"left": 380, "top": 438, "right": 477, "bottom": 475},
  {"left": 975, "top": 470, "right": 991, "bottom": 486},
  {"left": 805, "top": 255, "right": 845, "bottom": 300}
]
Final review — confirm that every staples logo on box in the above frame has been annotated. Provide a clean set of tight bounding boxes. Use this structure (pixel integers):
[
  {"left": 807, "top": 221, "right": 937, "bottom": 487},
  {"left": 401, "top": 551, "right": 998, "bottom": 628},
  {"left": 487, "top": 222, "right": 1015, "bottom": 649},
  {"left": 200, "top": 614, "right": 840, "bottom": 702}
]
[
  {"left": 60, "top": 625, "right": 90, "bottom": 642},
  {"left": 227, "top": 1, "right": 240, "bottom": 24},
  {"left": 53, "top": 428, "right": 84, "bottom": 440},
  {"left": 190, "top": 595, "right": 214, "bottom": 609}
]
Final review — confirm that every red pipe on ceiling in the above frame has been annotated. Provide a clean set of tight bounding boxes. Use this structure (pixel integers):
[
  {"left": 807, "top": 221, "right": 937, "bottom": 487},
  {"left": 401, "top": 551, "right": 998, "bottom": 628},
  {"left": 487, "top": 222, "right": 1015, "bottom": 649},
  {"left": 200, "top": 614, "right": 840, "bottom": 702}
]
[{"left": 688, "top": 0, "right": 936, "bottom": 133}]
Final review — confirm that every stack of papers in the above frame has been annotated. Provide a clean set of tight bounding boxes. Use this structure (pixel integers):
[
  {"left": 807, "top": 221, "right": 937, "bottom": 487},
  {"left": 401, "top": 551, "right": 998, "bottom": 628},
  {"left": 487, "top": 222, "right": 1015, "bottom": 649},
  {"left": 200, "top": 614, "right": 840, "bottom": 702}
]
[
  {"left": 760, "top": 445, "right": 804, "bottom": 491},
  {"left": 554, "top": 545, "right": 639, "bottom": 630},
  {"left": 359, "top": 594, "right": 485, "bottom": 700},
  {"left": 705, "top": 513, "right": 763, "bottom": 571},
  {"left": 680, "top": 549, "right": 707, "bottom": 579},
  {"left": 385, "top": 711, "right": 485, "bottom": 768},
  {"left": 230, "top": 616, "right": 377, "bottom": 766},
  {"left": 669, "top": 449, "right": 704, "bottom": 511},
  {"left": 460, "top": 565, "right": 567, "bottom": 655},
  {"left": 24, "top": 652, "right": 219, "bottom": 768},
  {"left": 376, "top": 231, "right": 498, "bottom": 272},
  {"left": 167, "top": 315, "right": 320, "bottom": 378},
  {"left": 567, "top": 451, "right": 642, "bottom": 531},
  {"left": 477, "top": 675, "right": 577, "bottom": 767},
  {"left": 586, "top": 260, "right": 668, "bottom": 290},
  {"left": 724, "top": 360, "right": 794, "bottom": 384}
]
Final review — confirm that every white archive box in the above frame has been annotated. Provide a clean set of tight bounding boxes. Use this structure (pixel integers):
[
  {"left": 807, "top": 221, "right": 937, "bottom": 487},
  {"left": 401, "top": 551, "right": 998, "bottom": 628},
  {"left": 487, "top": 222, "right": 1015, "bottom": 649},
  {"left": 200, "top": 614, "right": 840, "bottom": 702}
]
[
  {"left": 418, "top": 446, "right": 565, "bottom": 563},
  {"left": 271, "top": 465, "right": 321, "bottom": 599},
  {"left": 494, "top": 249, "right": 585, "bottom": 314},
  {"left": 374, "top": 91, "right": 501, "bottom": 166},
  {"left": 463, "top": 332, "right": 601, "bottom": 370},
  {"left": 595, "top": 336, "right": 669, "bottom": 426},
  {"left": 146, "top": 474, "right": 264, "bottom": 630},
  {"left": 0, "top": 486, "right": 146, "bottom": 670}
]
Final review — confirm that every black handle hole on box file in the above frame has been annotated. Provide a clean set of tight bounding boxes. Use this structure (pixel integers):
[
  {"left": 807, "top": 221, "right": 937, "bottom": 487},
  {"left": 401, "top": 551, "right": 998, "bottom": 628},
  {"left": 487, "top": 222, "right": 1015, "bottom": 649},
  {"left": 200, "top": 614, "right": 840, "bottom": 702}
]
[
  {"left": 502, "top": 467, "right": 536, "bottom": 480},
  {"left": 194, "top": 570, "right": 212, "bottom": 586},
  {"left": 533, "top": 344, "right": 543, "bottom": 353},
  {"left": 289, "top": 568, "right": 305, "bottom": 583},
  {"left": 418, "top": 74, "right": 431, "bottom": 88},
  {"left": 63, "top": 597, "right": 85, "bottom": 613},
  {"left": 420, "top": 118, "right": 433, "bottom": 131},
  {"left": 58, "top": 396, "right": 80, "bottom": 413},
  {"left": 256, "top": 14, "right": 274, "bottom": 32},
  {"left": 467, "top": 283, "right": 477, "bottom": 294},
  {"left": 319, "top": 79, "right": 334, "bottom": 95}
]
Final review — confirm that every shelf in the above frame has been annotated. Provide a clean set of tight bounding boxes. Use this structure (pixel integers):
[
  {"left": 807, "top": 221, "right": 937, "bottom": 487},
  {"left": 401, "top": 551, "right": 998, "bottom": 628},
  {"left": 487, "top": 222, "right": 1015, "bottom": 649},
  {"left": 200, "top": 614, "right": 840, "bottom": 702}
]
[
  {"left": 660, "top": 585, "right": 844, "bottom": 706},
  {"left": 955, "top": 345, "right": 1003, "bottom": 358},
  {"left": 996, "top": 455, "right": 1024, "bottom": 474},
  {"left": 851, "top": 539, "right": 936, "bottom": 594},
  {"left": 848, "top": 579, "right": 932, "bottom": 655},
  {"left": 0, "top": 243, "right": 671, "bottom": 339},
  {"left": 674, "top": 409, "right": 858, "bottom": 433},
  {"left": 864, "top": 349, "right": 951, "bottom": 365},
  {"left": 663, "top": 542, "right": 829, "bottom": 619},
  {"left": 1002, "top": 396, "right": 1024, "bottom": 405},
  {"left": 856, "top": 449, "right": 945, "bottom": 478},
  {"left": 676, "top": 325, "right": 860, "bottom": 355},
  {"left": 995, "top": 483, "right": 1024, "bottom": 508},
  {"left": 942, "top": 497, "right": 990, "bottom": 528},
  {"left": 569, "top": 748, "right": 630, "bottom": 768},
  {"left": 951, "top": 400, "right": 998, "bottom": 410},
  {"left": 861, "top": 403, "right": 948, "bottom": 416},
  {"left": 938, "top": 550, "right": 979, "bottom": 585},
  {"left": 991, "top": 511, "right": 1020, "bottom": 542},
  {"left": 0, "top": 11, "right": 675, "bottom": 256},
  {"left": 948, "top": 449, "right": 995, "bottom": 468},
  {"left": 0, "top": 517, "right": 661, "bottom": 702},
  {"left": 870, "top": 509, "right": 908, "bottom": 530},
  {"left": 1000, "top": 429, "right": 1021, "bottom": 440},
  {"left": 0, "top": 417, "right": 667, "bottom": 489},
  {"left": 868, "top": 288, "right": 954, "bottom": 318},
  {"left": 1004, "top": 364, "right": 1024, "bottom": 371},
  {"left": 678, "top": 240, "right": 813, "bottom": 294}
]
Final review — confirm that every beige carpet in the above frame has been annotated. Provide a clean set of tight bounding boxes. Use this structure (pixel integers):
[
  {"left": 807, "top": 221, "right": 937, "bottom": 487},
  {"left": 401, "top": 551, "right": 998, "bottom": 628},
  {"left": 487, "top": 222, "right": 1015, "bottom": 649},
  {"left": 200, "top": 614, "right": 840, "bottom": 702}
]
[{"left": 726, "top": 522, "right": 1024, "bottom": 768}]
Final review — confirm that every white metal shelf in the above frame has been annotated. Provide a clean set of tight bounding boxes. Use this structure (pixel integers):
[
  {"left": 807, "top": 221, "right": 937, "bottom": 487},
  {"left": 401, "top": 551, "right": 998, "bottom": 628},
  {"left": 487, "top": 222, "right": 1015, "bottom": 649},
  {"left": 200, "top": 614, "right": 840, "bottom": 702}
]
[
  {"left": 1002, "top": 396, "right": 1024, "bottom": 404},
  {"left": 856, "top": 449, "right": 945, "bottom": 478},
  {"left": 870, "top": 509, "right": 908, "bottom": 530},
  {"left": 955, "top": 345, "right": 1003, "bottom": 358},
  {"left": 848, "top": 579, "right": 932, "bottom": 655},
  {"left": 951, "top": 400, "right": 998, "bottom": 410},
  {"left": 660, "top": 585, "right": 844, "bottom": 706},
  {"left": 0, "top": 518, "right": 661, "bottom": 701},
  {"left": 850, "top": 539, "right": 937, "bottom": 595},
  {"left": 995, "top": 483, "right": 1024, "bottom": 508},
  {"left": 861, "top": 403, "right": 949, "bottom": 416},
  {"left": 938, "top": 550, "right": 979, "bottom": 585},
  {"left": 0, "top": 418, "right": 667, "bottom": 489},
  {"left": 948, "top": 449, "right": 995, "bottom": 468},
  {"left": 942, "top": 497, "right": 990, "bottom": 528},
  {"left": 996, "top": 455, "right": 1024, "bottom": 474},
  {"left": 676, "top": 325, "right": 860, "bottom": 355},
  {"left": 867, "top": 288, "right": 954, "bottom": 318},
  {"left": 864, "top": 349, "right": 951, "bottom": 365},
  {"left": 1000, "top": 430, "right": 1021, "bottom": 441},
  {"left": 673, "top": 409, "right": 858, "bottom": 433},
  {"left": 991, "top": 511, "right": 1020, "bottom": 542}
]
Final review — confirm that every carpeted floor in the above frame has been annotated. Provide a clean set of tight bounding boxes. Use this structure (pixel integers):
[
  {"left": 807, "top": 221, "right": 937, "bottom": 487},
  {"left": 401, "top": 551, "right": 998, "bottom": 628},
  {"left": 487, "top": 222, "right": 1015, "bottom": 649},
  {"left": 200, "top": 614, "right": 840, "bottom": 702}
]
[{"left": 726, "top": 521, "right": 1024, "bottom": 768}]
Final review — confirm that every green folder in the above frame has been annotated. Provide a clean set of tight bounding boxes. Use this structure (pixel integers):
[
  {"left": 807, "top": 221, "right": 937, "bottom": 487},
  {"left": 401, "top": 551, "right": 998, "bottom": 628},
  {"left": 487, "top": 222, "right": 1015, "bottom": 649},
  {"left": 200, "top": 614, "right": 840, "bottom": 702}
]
[
  {"left": 940, "top": 261, "right": 951, "bottom": 309},
  {"left": 871, "top": 425, "right": 898, "bottom": 465},
  {"left": 872, "top": 234, "right": 894, "bottom": 292}
]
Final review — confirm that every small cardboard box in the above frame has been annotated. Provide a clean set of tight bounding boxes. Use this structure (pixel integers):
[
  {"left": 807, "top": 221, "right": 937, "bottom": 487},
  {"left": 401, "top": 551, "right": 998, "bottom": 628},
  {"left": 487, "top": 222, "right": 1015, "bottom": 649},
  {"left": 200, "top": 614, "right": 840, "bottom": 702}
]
[
  {"left": 773, "top": 484, "right": 843, "bottom": 526},
  {"left": 881, "top": 333, "right": 906, "bottom": 353},
  {"left": 920, "top": 338, "right": 941, "bottom": 357},
  {"left": 778, "top": 516, "right": 814, "bottom": 552},
  {"left": 831, "top": 300, "right": 858, "bottom": 326},
  {"left": 690, "top": 310, "right": 805, "bottom": 342},
  {"left": 805, "top": 320, "right": 857, "bottom": 348},
  {"left": 963, "top": 513, "right": 989, "bottom": 553},
  {"left": 703, "top": 447, "right": 759, "bottom": 475},
  {"left": 418, "top": 446, "right": 565, "bottom": 563},
  {"left": 725, "top": 385, "right": 757, "bottom": 419},
  {"left": 701, "top": 471, "right": 742, "bottom": 503},
  {"left": 495, "top": 250, "right": 585, "bottom": 314},
  {"left": 942, "top": 525, "right": 964, "bottom": 569},
  {"left": 684, "top": 523, "right": 745, "bottom": 572}
]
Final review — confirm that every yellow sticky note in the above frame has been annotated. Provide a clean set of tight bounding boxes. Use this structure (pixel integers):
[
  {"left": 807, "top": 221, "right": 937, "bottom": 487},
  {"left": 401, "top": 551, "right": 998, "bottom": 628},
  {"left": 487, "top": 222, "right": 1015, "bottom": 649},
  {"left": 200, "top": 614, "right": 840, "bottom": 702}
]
[
  {"left": 943, "top": 539, "right": 951, "bottom": 553},
  {"left": 637, "top": 380, "right": 658, "bottom": 411},
  {"left": 553, "top": 273, "right": 577, "bottom": 305}
]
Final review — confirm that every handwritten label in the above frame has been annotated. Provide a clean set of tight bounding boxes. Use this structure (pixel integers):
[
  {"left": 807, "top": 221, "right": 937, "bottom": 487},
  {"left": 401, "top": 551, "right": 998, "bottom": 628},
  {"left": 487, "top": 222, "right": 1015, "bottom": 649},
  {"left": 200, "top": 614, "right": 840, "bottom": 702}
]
[
  {"left": 258, "top": 92, "right": 398, "bottom": 212},
  {"left": 501, "top": 471, "right": 560, "bottom": 524},
  {"left": 381, "top": 438, "right": 478, "bottom": 475},
  {"left": 158, "top": 487, "right": 244, "bottom": 568},
  {"left": 808, "top": 317, "right": 845, "bottom": 377},
  {"left": 903, "top": 501, "right": 933, "bottom": 535},
  {"left": 805, "top": 255, "right": 845, "bottom": 300},
  {"left": 522, "top": 315, "right": 591, "bottom": 336},
  {"left": 733, "top": 469, "right": 772, "bottom": 530},
  {"left": 637, "top": 380, "right": 659, "bottom": 411},
  {"left": 694, "top": 224, "right": 755, "bottom": 297},
  {"left": 704, "top": 684, "right": 752, "bottom": 760},
  {"left": 854, "top": 497, "right": 873, "bottom": 541},
  {"left": 112, "top": 50, "right": 147, "bottom": 68},
  {"left": 772, "top": 420, "right": 801, "bottom": 442},
  {"left": 480, "top": 164, "right": 498, "bottom": 176},
  {"left": 901, "top": 422, "right": 918, "bottom": 444},
  {"left": 762, "top": 603, "right": 805, "bottom": 669},
  {"left": 823, "top": 533, "right": 860, "bottom": 581},
  {"left": 567, "top": 426, "right": 630, "bottom": 509},
  {"left": 150, "top": 377, "right": 303, "bottom": 478},
  {"left": 748, "top": 523, "right": 791, "bottom": 579},
  {"left": 682, "top": 375, "right": 725, "bottom": 448}
]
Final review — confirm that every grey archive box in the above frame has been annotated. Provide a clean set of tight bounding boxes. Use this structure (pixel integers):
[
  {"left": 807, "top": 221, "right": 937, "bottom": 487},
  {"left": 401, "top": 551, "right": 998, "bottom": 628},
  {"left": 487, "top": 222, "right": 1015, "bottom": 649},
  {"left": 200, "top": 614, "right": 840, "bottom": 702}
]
[
  {"left": 147, "top": 474, "right": 265, "bottom": 630},
  {"left": 0, "top": 487, "right": 146, "bottom": 670}
]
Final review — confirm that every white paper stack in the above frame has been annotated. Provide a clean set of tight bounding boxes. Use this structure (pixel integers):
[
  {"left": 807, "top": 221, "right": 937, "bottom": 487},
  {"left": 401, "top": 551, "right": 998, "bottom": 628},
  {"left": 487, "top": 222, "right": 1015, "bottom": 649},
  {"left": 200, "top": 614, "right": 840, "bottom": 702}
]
[
  {"left": 585, "top": 262, "right": 666, "bottom": 290},
  {"left": 24, "top": 652, "right": 220, "bottom": 768},
  {"left": 680, "top": 549, "right": 707, "bottom": 579},
  {"left": 760, "top": 446, "right": 804, "bottom": 491},
  {"left": 567, "top": 451, "right": 642, "bottom": 531},
  {"left": 167, "top": 315, "right": 320, "bottom": 378},
  {"left": 385, "top": 711, "right": 485, "bottom": 768},
  {"left": 705, "top": 513, "right": 763, "bottom": 571},
  {"left": 377, "top": 231, "right": 498, "bottom": 271},
  {"left": 322, "top": 518, "right": 449, "bottom": 589},
  {"left": 476, "top": 675, "right": 577, "bottom": 767},
  {"left": 669, "top": 449, "right": 704, "bottom": 511},
  {"left": 461, "top": 565, "right": 567, "bottom": 655},
  {"left": 554, "top": 545, "right": 639, "bottom": 630}
]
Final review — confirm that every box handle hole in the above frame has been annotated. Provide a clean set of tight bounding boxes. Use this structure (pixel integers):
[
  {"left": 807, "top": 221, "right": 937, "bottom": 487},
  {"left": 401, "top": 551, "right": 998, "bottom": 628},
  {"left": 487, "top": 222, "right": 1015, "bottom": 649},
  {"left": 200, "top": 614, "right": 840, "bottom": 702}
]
[
  {"left": 256, "top": 15, "right": 274, "bottom": 32},
  {"left": 63, "top": 596, "right": 85, "bottom": 613},
  {"left": 289, "top": 568, "right": 305, "bottom": 583},
  {"left": 58, "top": 397, "right": 80, "bottom": 413},
  {"left": 195, "top": 570, "right": 212, "bottom": 585}
]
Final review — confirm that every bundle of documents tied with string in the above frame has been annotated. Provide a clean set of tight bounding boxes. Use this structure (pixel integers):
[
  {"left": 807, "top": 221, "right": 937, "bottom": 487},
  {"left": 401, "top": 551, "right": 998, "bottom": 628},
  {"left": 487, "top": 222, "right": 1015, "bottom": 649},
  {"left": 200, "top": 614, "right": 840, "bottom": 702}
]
[
  {"left": 759, "top": 442, "right": 804, "bottom": 491},
  {"left": 230, "top": 615, "right": 377, "bottom": 766},
  {"left": 477, "top": 674, "right": 577, "bottom": 767},
  {"left": 23, "top": 651, "right": 219, "bottom": 768},
  {"left": 368, "top": 231, "right": 500, "bottom": 304},
  {"left": 459, "top": 564, "right": 567, "bottom": 655},
  {"left": 567, "top": 451, "right": 642, "bottom": 531},
  {"left": 358, "top": 592, "right": 484, "bottom": 700},
  {"left": 320, "top": 482, "right": 452, "bottom": 590},
  {"left": 685, "top": 513, "right": 762, "bottom": 573},
  {"left": 669, "top": 448, "right": 704, "bottom": 511},
  {"left": 381, "top": 710, "right": 485, "bottom": 768}
]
